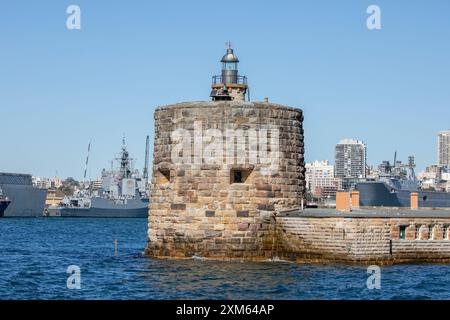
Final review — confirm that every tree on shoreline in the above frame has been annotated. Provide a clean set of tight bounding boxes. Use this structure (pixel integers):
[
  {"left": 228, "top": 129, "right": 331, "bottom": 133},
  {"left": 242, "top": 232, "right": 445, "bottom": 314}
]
[{"left": 58, "top": 177, "right": 80, "bottom": 196}]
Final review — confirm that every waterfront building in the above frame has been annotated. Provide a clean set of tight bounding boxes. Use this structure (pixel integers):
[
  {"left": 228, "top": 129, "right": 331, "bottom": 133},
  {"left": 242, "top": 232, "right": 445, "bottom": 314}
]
[
  {"left": 45, "top": 189, "right": 64, "bottom": 207},
  {"left": 32, "top": 176, "right": 63, "bottom": 189},
  {"left": 305, "top": 160, "right": 342, "bottom": 197},
  {"left": 366, "top": 164, "right": 379, "bottom": 179},
  {"left": 419, "top": 165, "right": 443, "bottom": 181},
  {"left": 91, "top": 178, "right": 103, "bottom": 190},
  {"left": 51, "top": 176, "right": 62, "bottom": 189},
  {"left": 32, "top": 177, "right": 51, "bottom": 189},
  {"left": 334, "top": 139, "right": 366, "bottom": 179},
  {"left": 442, "top": 170, "right": 450, "bottom": 181},
  {"left": 418, "top": 165, "right": 450, "bottom": 191},
  {"left": 438, "top": 130, "right": 450, "bottom": 166},
  {"left": 334, "top": 139, "right": 366, "bottom": 178}
]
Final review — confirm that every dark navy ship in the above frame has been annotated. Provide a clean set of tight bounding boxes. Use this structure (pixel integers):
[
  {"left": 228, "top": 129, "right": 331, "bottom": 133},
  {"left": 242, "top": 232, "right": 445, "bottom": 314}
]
[
  {"left": 357, "top": 156, "right": 450, "bottom": 208},
  {"left": 0, "top": 173, "right": 47, "bottom": 217},
  {"left": 0, "top": 188, "right": 11, "bottom": 217},
  {"left": 48, "top": 138, "right": 149, "bottom": 218}
]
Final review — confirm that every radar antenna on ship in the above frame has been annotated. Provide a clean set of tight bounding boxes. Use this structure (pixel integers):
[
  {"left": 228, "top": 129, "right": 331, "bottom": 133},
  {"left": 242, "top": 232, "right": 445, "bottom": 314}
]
[
  {"left": 116, "top": 135, "right": 134, "bottom": 179},
  {"left": 408, "top": 155, "right": 417, "bottom": 181}
]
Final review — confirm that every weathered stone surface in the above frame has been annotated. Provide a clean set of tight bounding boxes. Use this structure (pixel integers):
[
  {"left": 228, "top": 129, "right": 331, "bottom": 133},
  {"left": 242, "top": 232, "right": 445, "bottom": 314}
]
[
  {"left": 275, "top": 215, "right": 450, "bottom": 263},
  {"left": 236, "top": 210, "right": 249, "bottom": 217},
  {"left": 170, "top": 203, "right": 186, "bottom": 210},
  {"left": 146, "top": 101, "right": 305, "bottom": 259},
  {"left": 258, "top": 204, "right": 275, "bottom": 211},
  {"left": 238, "top": 222, "right": 250, "bottom": 231},
  {"left": 205, "top": 210, "right": 215, "bottom": 217}
]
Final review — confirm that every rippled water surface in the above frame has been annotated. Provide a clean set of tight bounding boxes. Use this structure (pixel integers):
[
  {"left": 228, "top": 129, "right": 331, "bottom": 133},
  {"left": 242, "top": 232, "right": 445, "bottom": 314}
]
[{"left": 0, "top": 218, "right": 449, "bottom": 300}]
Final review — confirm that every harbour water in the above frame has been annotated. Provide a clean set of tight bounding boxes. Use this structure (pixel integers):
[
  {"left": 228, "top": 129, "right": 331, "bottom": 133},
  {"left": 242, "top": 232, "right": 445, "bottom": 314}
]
[{"left": 0, "top": 218, "right": 449, "bottom": 300}]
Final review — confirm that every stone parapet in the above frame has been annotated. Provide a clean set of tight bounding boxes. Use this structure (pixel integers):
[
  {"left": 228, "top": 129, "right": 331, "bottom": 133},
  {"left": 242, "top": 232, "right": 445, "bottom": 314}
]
[{"left": 275, "top": 211, "right": 450, "bottom": 264}]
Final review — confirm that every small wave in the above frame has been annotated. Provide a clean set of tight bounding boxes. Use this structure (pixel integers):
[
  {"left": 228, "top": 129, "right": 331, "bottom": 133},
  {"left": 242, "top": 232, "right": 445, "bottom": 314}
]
[
  {"left": 191, "top": 255, "right": 210, "bottom": 260},
  {"left": 265, "top": 256, "right": 292, "bottom": 263}
]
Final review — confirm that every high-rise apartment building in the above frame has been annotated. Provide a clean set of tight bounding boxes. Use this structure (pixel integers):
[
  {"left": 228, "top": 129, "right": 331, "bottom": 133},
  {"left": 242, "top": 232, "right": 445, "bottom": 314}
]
[
  {"left": 334, "top": 139, "right": 366, "bottom": 179},
  {"left": 438, "top": 130, "right": 450, "bottom": 166}
]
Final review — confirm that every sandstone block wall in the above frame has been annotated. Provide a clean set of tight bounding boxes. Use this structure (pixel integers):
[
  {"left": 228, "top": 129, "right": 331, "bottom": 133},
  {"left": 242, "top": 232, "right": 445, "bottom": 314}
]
[
  {"left": 276, "top": 216, "right": 450, "bottom": 263},
  {"left": 145, "top": 101, "right": 305, "bottom": 259}
]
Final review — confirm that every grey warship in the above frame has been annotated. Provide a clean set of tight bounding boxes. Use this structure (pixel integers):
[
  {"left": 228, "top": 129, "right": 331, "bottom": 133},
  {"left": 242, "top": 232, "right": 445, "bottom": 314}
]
[
  {"left": 0, "top": 173, "right": 47, "bottom": 217},
  {"left": 48, "top": 138, "right": 149, "bottom": 218},
  {"left": 356, "top": 156, "right": 450, "bottom": 207}
]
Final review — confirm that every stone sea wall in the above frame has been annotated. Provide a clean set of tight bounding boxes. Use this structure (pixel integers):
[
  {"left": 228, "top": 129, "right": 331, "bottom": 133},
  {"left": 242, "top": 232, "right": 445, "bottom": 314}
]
[{"left": 275, "top": 214, "right": 450, "bottom": 264}]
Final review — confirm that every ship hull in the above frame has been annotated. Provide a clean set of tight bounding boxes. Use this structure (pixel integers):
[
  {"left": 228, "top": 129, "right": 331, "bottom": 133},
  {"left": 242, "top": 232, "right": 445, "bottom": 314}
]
[
  {"left": 357, "top": 182, "right": 450, "bottom": 208},
  {"left": 0, "top": 200, "right": 11, "bottom": 217},
  {"left": 0, "top": 173, "right": 47, "bottom": 217},
  {"left": 49, "top": 197, "right": 149, "bottom": 218},
  {"left": 56, "top": 207, "right": 147, "bottom": 218}
]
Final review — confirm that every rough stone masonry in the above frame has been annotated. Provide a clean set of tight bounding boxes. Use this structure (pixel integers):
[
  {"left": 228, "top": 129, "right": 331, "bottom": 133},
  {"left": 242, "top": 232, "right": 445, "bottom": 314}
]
[
  {"left": 144, "top": 100, "right": 450, "bottom": 264},
  {"left": 144, "top": 100, "right": 306, "bottom": 260}
]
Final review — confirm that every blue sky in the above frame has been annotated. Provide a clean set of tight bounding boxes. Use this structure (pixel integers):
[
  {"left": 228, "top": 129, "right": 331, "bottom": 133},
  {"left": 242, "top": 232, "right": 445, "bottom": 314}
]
[{"left": 1, "top": 0, "right": 449, "bottom": 179}]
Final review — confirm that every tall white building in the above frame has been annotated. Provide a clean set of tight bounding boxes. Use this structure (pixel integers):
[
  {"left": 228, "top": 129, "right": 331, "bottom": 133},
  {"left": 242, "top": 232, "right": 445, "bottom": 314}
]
[
  {"left": 334, "top": 139, "right": 366, "bottom": 179},
  {"left": 438, "top": 130, "right": 450, "bottom": 166},
  {"left": 305, "top": 160, "right": 342, "bottom": 197},
  {"left": 51, "top": 176, "right": 62, "bottom": 188}
]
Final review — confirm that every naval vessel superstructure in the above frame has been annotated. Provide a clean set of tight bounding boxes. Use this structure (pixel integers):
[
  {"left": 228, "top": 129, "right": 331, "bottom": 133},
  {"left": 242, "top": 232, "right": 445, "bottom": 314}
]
[
  {"left": 356, "top": 156, "right": 450, "bottom": 208},
  {"left": 48, "top": 138, "right": 149, "bottom": 218}
]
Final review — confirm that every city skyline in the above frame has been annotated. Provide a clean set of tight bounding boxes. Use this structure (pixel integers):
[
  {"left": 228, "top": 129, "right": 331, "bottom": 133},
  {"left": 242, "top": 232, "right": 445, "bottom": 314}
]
[
  {"left": 30, "top": 131, "right": 450, "bottom": 182},
  {"left": 2, "top": 1, "right": 450, "bottom": 179}
]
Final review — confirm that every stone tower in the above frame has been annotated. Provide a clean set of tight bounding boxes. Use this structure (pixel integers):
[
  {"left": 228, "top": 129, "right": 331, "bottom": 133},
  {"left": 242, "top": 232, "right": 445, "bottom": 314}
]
[{"left": 145, "top": 46, "right": 305, "bottom": 260}]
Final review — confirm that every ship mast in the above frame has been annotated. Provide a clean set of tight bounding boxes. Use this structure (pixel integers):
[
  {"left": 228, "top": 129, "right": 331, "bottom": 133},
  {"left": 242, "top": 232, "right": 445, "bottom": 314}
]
[
  {"left": 143, "top": 135, "right": 150, "bottom": 181},
  {"left": 117, "top": 136, "right": 133, "bottom": 179},
  {"left": 83, "top": 140, "right": 91, "bottom": 182},
  {"left": 408, "top": 155, "right": 416, "bottom": 181}
]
